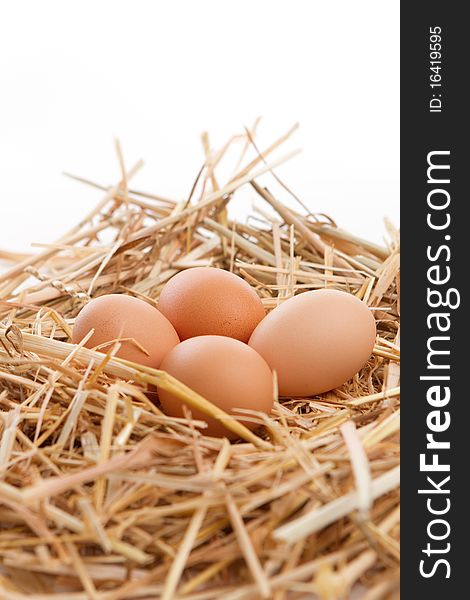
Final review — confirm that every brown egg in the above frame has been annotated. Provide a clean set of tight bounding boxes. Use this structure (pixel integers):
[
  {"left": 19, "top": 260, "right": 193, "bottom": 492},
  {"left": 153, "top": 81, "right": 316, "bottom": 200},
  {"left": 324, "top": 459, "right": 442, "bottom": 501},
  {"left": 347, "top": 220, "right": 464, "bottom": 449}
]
[
  {"left": 158, "top": 335, "right": 273, "bottom": 438},
  {"left": 249, "top": 289, "right": 376, "bottom": 396},
  {"left": 157, "top": 267, "right": 265, "bottom": 342},
  {"left": 72, "top": 294, "right": 179, "bottom": 368}
]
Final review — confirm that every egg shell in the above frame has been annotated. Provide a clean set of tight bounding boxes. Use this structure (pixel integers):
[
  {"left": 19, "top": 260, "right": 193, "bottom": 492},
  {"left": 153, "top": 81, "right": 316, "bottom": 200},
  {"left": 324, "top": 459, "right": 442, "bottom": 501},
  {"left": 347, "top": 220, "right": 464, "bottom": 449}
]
[
  {"left": 248, "top": 289, "right": 376, "bottom": 396},
  {"left": 157, "top": 267, "right": 265, "bottom": 342},
  {"left": 158, "top": 335, "right": 273, "bottom": 438},
  {"left": 72, "top": 294, "right": 179, "bottom": 368}
]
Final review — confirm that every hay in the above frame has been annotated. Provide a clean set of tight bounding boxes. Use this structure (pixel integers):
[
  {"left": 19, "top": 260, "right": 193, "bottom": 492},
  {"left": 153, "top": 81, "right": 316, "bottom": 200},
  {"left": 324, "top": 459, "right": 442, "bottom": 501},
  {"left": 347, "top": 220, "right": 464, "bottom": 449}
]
[{"left": 0, "top": 124, "right": 400, "bottom": 599}]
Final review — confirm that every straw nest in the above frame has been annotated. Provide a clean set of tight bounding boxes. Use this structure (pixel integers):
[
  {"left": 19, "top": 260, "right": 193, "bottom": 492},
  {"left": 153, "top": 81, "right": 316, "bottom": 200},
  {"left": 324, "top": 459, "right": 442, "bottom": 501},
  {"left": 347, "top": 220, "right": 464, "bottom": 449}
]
[{"left": 0, "top": 124, "right": 400, "bottom": 600}]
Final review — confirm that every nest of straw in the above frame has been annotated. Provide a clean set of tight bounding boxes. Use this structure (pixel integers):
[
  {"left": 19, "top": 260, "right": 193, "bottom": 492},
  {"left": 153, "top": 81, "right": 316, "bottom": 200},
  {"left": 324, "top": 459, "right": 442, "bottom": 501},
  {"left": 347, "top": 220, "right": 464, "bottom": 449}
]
[{"left": 0, "top": 125, "right": 400, "bottom": 600}]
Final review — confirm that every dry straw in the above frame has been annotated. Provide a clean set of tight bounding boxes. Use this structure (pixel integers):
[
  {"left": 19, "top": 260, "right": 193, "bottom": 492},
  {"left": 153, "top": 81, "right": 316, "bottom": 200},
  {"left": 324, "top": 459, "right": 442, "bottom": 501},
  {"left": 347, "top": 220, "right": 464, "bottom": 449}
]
[{"left": 0, "top": 123, "right": 399, "bottom": 599}]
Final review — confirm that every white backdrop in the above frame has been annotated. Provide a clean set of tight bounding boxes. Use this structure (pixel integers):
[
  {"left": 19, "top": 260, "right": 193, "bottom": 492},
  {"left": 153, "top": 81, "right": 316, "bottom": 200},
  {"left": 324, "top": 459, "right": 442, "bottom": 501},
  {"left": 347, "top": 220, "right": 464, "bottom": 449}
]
[{"left": 0, "top": 0, "right": 399, "bottom": 254}]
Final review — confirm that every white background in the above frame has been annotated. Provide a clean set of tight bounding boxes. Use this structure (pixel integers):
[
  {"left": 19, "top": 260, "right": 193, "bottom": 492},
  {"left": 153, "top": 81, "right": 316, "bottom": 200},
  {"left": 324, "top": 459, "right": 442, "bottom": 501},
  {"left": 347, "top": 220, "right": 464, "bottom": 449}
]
[{"left": 0, "top": 0, "right": 399, "bottom": 254}]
